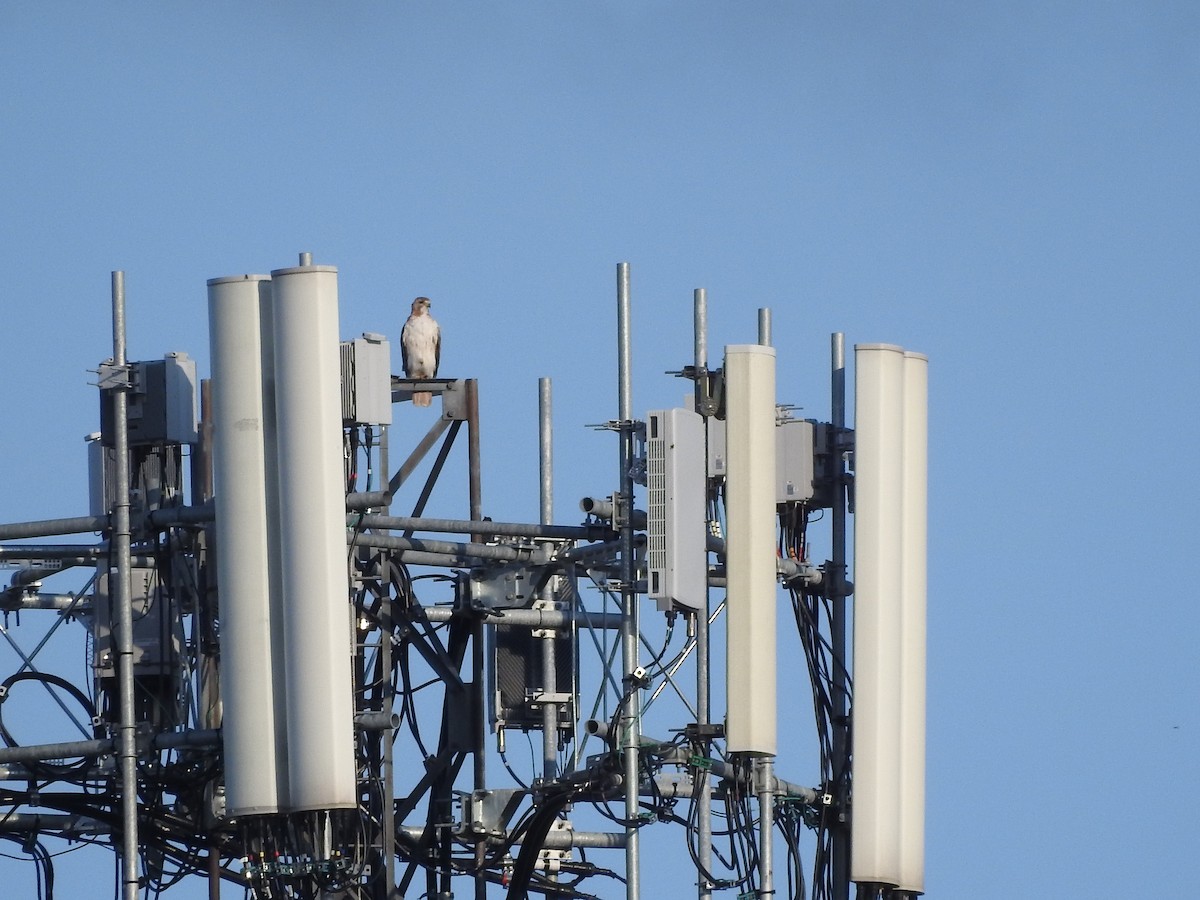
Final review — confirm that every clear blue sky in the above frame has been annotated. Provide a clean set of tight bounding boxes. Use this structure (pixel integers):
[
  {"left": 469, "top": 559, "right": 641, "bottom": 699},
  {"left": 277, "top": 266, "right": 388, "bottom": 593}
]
[{"left": 2, "top": 4, "right": 1198, "bottom": 897}]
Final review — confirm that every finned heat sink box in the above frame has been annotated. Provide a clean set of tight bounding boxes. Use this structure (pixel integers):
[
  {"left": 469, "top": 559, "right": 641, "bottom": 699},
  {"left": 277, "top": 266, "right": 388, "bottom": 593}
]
[{"left": 646, "top": 408, "right": 707, "bottom": 611}]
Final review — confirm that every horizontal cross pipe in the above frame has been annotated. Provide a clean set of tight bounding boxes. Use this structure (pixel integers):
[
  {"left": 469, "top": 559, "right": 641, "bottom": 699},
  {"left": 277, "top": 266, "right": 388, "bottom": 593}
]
[
  {"left": 353, "top": 513, "right": 613, "bottom": 542},
  {"left": 350, "top": 531, "right": 540, "bottom": 564},
  {"left": 0, "top": 593, "right": 87, "bottom": 611},
  {"left": 146, "top": 502, "right": 215, "bottom": 528},
  {"left": 580, "top": 728, "right": 816, "bottom": 803},
  {"left": 421, "top": 605, "right": 623, "bottom": 630},
  {"left": 398, "top": 825, "right": 627, "bottom": 850},
  {"left": 355, "top": 711, "right": 400, "bottom": 731},
  {"left": 154, "top": 728, "right": 220, "bottom": 750},
  {"left": 0, "top": 516, "right": 108, "bottom": 540},
  {"left": 366, "top": 549, "right": 487, "bottom": 568},
  {"left": 654, "top": 744, "right": 817, "bottom": 802},
  {"left": 346, "top": 491, "right": 392, "bottom": 510},
  {"left": 0, "top": 812, "right": 109, "bottom": 835},
  {"left": 0, "top": 545, "right": 106, "bottom": 560},
  {"left": 0, "top": 547, "right": 154, "bottom": 568},
  {"left": 0, "top": 728, "right": 220, "bottom": 765},
  {"left": 0, "top": 737, "right": 110, "bottom": 764}
]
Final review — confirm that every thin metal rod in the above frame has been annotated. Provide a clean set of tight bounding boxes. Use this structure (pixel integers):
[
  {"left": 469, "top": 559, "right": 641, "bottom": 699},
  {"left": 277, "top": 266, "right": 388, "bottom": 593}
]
[
  {"left": 830, "top": 332, "right": 851, "bottom": 900},
  {"left": 694, "top": 286, "right": 713, "bottom": 900},
  {"left": 0, "top": 628, "right": 93, "bottom": 735},
  {"left": 616, "top": 261, "right": 640, "bottom": 900},
  {"left": 405, "top": 421, "right": 463, "bottom": 526},
  {"left": 110, "top": 271, "right": 140, "bottom": 900},
  {"left": 758, "top": 307, "right": 772, "bottom": 346},
  {"left": 387, "top": 416, "right": 453, "bottom": 496}
]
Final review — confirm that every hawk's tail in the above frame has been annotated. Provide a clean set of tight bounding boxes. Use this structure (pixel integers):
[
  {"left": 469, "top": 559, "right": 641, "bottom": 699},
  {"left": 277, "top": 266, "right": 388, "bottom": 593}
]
[{"left": 413, "top": 391, "right": 433, "bottom": 407}]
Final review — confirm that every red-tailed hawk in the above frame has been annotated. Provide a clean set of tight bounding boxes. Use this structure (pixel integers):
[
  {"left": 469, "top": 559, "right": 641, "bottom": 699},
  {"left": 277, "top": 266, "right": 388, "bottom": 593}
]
[{"left": 401, "top": 296, "right": 440, "bottom": 407}]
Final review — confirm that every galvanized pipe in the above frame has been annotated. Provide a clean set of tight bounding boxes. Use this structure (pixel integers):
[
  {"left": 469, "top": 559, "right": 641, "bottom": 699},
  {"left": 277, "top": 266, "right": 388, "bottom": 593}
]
[
  {"left": 467, "top": 379, "right": 483, "bottom": 522},
  {"left": 349, "top": 532, "right": 532, "bottom": 563},
  {"left": 420, "top": 606, "right": 622, "bottom": 630},
  {"left": 757, "top": 756, "right": 776, "bottom": 897},
  {"left": 539, "top": 377, "right": 559, "bottom": 779},
  {"left": 110, "top": 270, "right": 141, "bottom": 900},
  {"left": 398, "top": 825, "right": 628, "bottom": 850},
  {"left": 831, "top": 332, "right": 851, "bottom": 900},
  {"left": 351, "top": 546, "right": 485, "bottom": 569},
  {"left": 0, "top": 545, "right": 109, "bottom": 560},
  {"left": 583, "top": 731, "right": 817, "bottom": 802},
  {"left": 0, "top": 813, "right": 108, "bottom": 834},
  {"left": 616, "top": 261, "right": 640, "bottom": 900},
  {"left": 618, "top": 263, "right": 633, "bottom": 424},
  {"left": 0, "top": 593, "right": 86, "bottom": 611},
  {"left": 194, "top": 379, "right": 214, "bottom": 508},
  {"left": 345, "top": 490, "right": 392, "bottom": 510},
  {"left": 466, "top": 376, "right": 486, "bottom": 900},
  {"left": 0, "top": 515, "right": 108, "bottom": 540},
  {"left": 0, "top": 736, "right": 111, "bottom": 765},
  {"left": 694, "top": 286, "right": 714, "bottom": 900},
  {"left": 146, "top": 502, "right": 215, "bottom": 528},
  {"left": 540, "top": 378, "right": 554, "bottom": 526},
  {"left": 354, "top": 513, "right": 610, "bottom": 542},
  {"left": 758, "top": 307, "right": 772, "bottom": 346}
]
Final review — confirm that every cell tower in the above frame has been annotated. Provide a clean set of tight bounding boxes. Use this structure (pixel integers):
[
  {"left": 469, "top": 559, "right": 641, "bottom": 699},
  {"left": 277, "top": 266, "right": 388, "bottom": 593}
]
[{"left": 0, "top": 257, "right": 927, "bottom": 900}]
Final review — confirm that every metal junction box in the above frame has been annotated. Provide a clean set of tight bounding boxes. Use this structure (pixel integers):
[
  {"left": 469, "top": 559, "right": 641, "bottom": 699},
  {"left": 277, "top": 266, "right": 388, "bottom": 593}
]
[
  {"left": 341, "top": 333, "right": 393, "bottom": 425},
  {"left": 100, "top": 353, "right": 199, "bottom": 447},
  {"left": 708, "top": 416, "right": 815, "bottom": 504}
]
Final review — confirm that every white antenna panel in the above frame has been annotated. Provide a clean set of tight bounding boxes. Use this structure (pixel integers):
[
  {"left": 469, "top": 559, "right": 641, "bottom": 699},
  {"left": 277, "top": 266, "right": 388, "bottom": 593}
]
[
  {"left": 723, "top": 344, "right": 778, "bottom": 757},
  {"left": 207, "top": 273, "right": 287, "bottom": 816},
  {"left": 269, "top": 264, "right": 358, "bottom": 812},
  {"left": 851, "top": 343, "right": 928, "bottom": 890}
]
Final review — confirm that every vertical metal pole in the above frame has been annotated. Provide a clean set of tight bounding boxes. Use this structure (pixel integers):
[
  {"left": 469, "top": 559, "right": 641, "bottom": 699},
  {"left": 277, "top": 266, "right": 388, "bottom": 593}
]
[
  {"left": 378, "top": 424, "right": 397, "bottom": 900},
  {"left": 758, "top": 308, "right": 772, "bottom": 347},
  {"left": 466, "top": 379, "right": 483, "bottom": 523},
  {"left": 757, "top": 757, "right": 775, "bottom": 899},
  {"left": 466, "top": 377, "right": 487, "bottom": 900},
  {"left": 693, "top": 288, "right": 714, "bottom": 900},
  {"left": 196, "top": 378, "right": 221, "bottom": 900},
  {"left": 193, "top": 379, "right": 214, "bottom": 504},
  {"left": 830, "top": 333, "right": 851, "bottom": 900},
  {"left": 694, "top": 288, "right": 708, "bottom": 385},
  {"left": 540, "top": 378, "right": 554, "bottom": 527},
  {"left": 617, "top": 262, "right": 641, "bottom": 900},
  {"left": 207, "top": 845, "right": 221, "bottom": 900},
  {"left": 110, "top": 271, "right": 141, "bottom": 900},
  {"left": 539, "top": 378, "right": 559, "bottom": 780}
]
